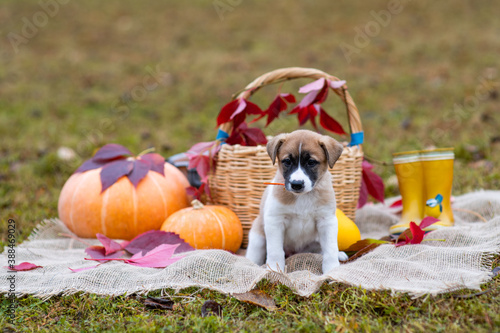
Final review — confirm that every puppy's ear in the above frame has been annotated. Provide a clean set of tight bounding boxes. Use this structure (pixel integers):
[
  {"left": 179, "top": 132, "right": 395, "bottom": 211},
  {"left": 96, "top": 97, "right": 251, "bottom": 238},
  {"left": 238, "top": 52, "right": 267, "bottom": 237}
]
[
  {"left": 319, "top": 136, "right": 344, "bottom": 168},
  {"left": 267, "top": 134, "right": 287, "bottom": 165}
]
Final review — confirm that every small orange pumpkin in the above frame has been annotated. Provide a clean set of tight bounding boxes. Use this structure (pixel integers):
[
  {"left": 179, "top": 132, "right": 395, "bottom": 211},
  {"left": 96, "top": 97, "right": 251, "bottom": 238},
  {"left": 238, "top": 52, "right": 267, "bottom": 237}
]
[
  {"left": 58, "top": 145, "right": 190, "bottom": 240},
  {"left": 161, "top": 200, "right": 243, "bottom": 252}
]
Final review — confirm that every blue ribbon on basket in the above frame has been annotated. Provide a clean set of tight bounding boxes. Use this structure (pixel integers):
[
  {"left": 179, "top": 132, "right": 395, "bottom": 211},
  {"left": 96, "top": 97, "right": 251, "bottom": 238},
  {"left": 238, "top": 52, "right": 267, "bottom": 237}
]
[
  {"left": 349, "top": 131, "right": 364, "bottom": 146},
  {"left": 216, "top": 129, "right": 229, "bottom": 143}
]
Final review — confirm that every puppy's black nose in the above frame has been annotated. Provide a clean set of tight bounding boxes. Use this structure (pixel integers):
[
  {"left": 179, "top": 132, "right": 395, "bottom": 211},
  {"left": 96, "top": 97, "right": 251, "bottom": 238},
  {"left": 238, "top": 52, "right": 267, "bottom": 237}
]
[{"left": 290, "top": 180, "right": 304, "bottom": 191}]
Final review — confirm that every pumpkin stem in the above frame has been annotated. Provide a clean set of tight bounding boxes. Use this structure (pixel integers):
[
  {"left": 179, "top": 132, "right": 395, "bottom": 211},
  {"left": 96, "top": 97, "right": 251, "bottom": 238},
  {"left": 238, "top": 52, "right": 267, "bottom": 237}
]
[
  {"left": 137, "top": 147, "right": 156, "bottom": 156},
  {"left": 191, "top": 199, "right": 205, "bottom": 209}
]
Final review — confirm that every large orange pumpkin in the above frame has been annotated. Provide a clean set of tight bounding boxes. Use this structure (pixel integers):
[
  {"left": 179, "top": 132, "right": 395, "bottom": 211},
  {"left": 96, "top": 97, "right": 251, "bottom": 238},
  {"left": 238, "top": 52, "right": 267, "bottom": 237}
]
[
  {"left": 58, "top": 161, "right": 190, "bottom": 240},
  {"left": 160, "top": 200, "right": 243, "bottom": 252}
]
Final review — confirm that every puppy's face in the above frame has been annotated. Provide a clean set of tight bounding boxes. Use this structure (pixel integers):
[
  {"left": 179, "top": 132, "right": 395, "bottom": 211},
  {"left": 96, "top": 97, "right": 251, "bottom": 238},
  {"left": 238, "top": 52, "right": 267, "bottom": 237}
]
[{"left": 267, "top": 130, "right": 344, "bottom": 194}]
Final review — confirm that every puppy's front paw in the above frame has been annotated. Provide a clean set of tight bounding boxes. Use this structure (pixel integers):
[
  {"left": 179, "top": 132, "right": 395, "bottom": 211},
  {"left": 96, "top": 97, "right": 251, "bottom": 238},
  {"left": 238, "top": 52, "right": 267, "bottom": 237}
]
[
  {"left": 266, "top": 257, "right": 286, "bottom": 273},
  {"left": 322, "top": 257, "right": 340, "bottom": 275},
  {"left": 338, "top": 251, "right": 348, "bottom": 262}
]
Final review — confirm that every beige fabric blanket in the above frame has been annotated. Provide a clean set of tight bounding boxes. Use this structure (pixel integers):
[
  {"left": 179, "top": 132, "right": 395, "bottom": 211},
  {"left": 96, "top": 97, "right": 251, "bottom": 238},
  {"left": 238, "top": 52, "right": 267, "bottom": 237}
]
[{"left": 1, "top": 191, "right": 499, "bottom": 298}]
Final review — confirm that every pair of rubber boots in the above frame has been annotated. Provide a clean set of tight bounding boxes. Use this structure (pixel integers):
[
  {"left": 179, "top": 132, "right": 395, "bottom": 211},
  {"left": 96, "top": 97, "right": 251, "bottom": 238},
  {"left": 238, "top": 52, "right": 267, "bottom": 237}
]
[{"left": 389, "top": 148, "right": 454, "bottom": 236}]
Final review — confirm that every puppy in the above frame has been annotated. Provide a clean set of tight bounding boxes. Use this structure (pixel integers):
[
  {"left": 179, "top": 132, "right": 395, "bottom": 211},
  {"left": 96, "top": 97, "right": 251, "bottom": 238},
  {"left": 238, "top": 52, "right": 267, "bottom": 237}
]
[{"left": 245, "top": 129, "right": 348, "bottom": 274}]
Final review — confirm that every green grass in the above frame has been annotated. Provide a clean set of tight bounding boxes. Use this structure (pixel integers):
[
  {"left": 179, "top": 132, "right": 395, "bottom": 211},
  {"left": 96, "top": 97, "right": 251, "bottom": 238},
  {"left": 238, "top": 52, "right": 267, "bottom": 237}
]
[
  {"left": 1, "top": 279, "right": 499, "bottom": 332},
  {"left": 1, "top": 0, "right": 499, "bottom": 331}
]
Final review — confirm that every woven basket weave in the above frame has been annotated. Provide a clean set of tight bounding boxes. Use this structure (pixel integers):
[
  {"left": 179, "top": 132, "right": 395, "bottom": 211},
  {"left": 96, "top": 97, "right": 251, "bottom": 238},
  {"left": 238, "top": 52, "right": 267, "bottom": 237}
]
[{"left": 208, "top": 67, "right": 364, "bottom": 248}]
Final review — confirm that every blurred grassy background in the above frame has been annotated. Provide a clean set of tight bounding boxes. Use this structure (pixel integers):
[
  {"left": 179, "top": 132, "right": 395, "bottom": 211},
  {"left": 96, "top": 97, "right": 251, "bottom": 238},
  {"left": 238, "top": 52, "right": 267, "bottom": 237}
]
[{"left": 1, "top": 0, "right": 499, "bottom": 241}]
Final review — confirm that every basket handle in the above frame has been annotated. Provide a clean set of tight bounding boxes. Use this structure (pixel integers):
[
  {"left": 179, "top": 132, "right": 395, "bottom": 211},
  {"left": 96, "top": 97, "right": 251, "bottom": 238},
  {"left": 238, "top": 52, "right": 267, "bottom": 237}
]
[{"left": 218, "top": 67, "right": 363, "bottom": 147}]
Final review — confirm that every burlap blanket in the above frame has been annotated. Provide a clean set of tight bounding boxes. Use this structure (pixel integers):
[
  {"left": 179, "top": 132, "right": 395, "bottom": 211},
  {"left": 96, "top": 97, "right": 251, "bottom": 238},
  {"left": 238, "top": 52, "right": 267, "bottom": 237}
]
[{"left": 2, "top": 191, "right": 499, "bottom": 298}]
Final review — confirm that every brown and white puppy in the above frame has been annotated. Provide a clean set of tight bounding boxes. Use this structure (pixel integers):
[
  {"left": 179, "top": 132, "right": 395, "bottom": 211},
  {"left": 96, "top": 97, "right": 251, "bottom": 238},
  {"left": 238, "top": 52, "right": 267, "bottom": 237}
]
[{"left": 245, "top": 129, "right": 348, "bottom": 274}]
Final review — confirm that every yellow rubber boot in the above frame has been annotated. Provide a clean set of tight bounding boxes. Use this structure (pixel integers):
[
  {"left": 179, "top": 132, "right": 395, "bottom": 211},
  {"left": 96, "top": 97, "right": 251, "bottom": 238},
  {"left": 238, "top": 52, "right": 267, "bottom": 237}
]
[
  {"left": 389, "top": 151, "right": 426, "bottom": 236},
  {"left": 421, "top": 148, "right": 454, "bottom": 230}
]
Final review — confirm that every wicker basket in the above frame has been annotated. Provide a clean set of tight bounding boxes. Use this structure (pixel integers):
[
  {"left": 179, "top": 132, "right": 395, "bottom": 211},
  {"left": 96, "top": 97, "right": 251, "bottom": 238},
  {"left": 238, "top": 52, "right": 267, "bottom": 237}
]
[{"left": 208, "top": 67, "right": 364, "bottom": 248}]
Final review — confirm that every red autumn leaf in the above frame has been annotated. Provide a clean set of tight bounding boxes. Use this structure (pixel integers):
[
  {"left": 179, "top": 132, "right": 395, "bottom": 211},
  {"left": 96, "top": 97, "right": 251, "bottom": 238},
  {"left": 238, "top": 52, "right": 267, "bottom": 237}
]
[
  {"left": 186, "top": 183, "right": 206, "bottom": 201},
  {"left": 395, "top": 223, "right": 422, "bottom": 247},
  {"left": 8, "top": 262, "right": 42, "bottom": 271},
  {"left": 188, "top": 141, "right": 220, "bottom": 155},
  {"left": 281, "top": 93, "right": 296, "bottom": 103},
  {"left": 390, "top": 199, "right": 403, "bottom": 208},
  {"left": 84, "top": 246, "right": 126, "bottom": 259},
  {"left": 217, "top": 99, "right": 240, "bottom": 126},
  {"left": 357, "top": 178, "right": 368, "bottom": 208},
  {"left": 93, "top": 143, "right": 132, "bottom": 162},
  {"left": 226, "top": 122, "right": 267, "bottom": 146},
  {"left": 140, "top": 153, "right": 166, "bottom": 176},
  {"left": 100, "top": 159, "right": 134, "bottom": 193},
  {"left": 290, "top": 78, "right": 348, "bottom": 133},
  {"left": 243, "top": 127, "right": 268, "bottom": 146},
  {"left": 409, "top": 221, "right": 425, "bottom": 244},
  {"left": 75, "top": 159, "right": 106, "bottom": 173},
  {"left": 187, "top": 154, "right": 211, "bottom": 183},
  {"left": 87, "top": 244, "right": 185, "bottom": 268},
  {"left": 186, "top": 141, "right": 221, "bottom": 183},
  {"left": 297, "top": 78, "right": 329, "bottom": 106},
  {"left": 359, "top": 160, "right": 385, "bottom": 208},
  {"left": 419, "top": 216, "right": 440, "bottom": 229},
  {"left": 75, "top": 144, "right": 169, "bottom": 192},
  {"left": 318, "top": 106, "right": 346, "bottom": 135},
  {"left": 127, "top": 244, "right": 184, "bottom": 268},
  {"left": 216, "top": 99, "right": 263, "bottom": 129},
  {"left": 253, "top": 93, "right": 296, "bottom": 126},
  {"left": 96, "top": 233, "right": 123, "bottom": 255},
  {"left": 128, "top": 159, "right": 151, "bottom": 188},
  {"left": 395, "top": 219, "right": 439, "bottom": 247},
  {"left": 124, "top": 230, "right": 194, "bottom": 256},
  {"left": 290, "top": 104, "right": 320, "bottom": 127}
]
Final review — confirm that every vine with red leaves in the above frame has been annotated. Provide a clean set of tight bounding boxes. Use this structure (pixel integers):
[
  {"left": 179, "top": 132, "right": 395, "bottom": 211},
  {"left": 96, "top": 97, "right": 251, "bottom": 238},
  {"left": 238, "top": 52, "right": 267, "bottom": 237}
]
[{"left": 187, "top": 77, "right": 384, "bottom": 207}]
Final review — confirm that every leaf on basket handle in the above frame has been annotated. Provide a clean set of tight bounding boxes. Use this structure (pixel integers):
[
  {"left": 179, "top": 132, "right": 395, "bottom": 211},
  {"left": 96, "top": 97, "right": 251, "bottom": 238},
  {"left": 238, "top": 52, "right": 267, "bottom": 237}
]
[
  {"left": 226, "top": 122, "right": 267, "bottom": 146},
  {"left": 252, "top": 93, "right": 296, "bottom": 127},
  {"left": 318, "top": 105, "right": 346, "bottom": 135},
  {"left": 216, "top": 98, "right": 264, "bottom": 129},
  {"left": 290, "top": 78, "right": 347, "bottom": 135}
]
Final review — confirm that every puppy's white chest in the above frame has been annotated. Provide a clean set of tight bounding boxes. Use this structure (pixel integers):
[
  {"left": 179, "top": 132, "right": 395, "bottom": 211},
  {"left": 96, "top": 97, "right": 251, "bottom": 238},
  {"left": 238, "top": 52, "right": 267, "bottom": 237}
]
[
  {"left": 283, "top": 214, "right": 317, "bottom": 252},
  {"left": 267, "top": 194, "right": 324, "bottom": 252}
]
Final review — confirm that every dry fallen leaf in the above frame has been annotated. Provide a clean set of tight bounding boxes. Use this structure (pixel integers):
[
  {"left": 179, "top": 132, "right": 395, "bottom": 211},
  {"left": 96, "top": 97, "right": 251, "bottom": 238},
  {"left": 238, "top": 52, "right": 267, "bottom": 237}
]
[
  {"left": 233, "top": 290, "right": 277, "bottom": 311},
  {"left": 344, "top": 238, "right": 391, "bottom": 262},
  {"left": 144, "top": 296, "right": 174, "bottom": 311}
]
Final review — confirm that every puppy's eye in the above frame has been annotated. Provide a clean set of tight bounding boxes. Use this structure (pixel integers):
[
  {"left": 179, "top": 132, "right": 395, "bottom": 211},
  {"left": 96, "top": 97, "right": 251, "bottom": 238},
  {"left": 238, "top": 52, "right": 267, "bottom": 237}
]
[
  {"left": 307, "top": 159, "right": 318, "bottom": 166},
  {"left": 282, "top": 159, "right": 292, "bottom": 167}
]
